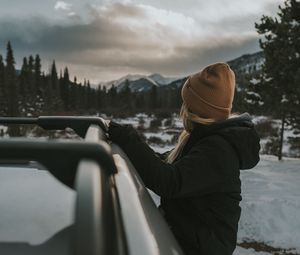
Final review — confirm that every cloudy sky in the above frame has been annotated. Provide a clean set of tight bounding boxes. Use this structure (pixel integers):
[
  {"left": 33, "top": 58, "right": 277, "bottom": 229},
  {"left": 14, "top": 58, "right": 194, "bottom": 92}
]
[{"left": 0, "top": 0, "right": 282, "bottom": 83}]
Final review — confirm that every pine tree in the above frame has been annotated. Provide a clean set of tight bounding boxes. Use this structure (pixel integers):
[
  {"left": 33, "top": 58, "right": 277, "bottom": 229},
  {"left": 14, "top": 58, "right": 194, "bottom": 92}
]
[
  {"left": 0, "top": 55, "right": 6, "bottom": 115},
  {"left": 101, "top": 85, "right": 107, "bottom": 109},
  {"left": 51, "top": 60, "right": 58, "bottom": 91},
  {"left": 255, "top": 0, "right": 300, "bottom": 159},
  {"left": 60, "top": 67, "right": 70, "bottom": 110},
  {"left": 20, "top": 57, "right": 28, "bottom": 94},
  {"left": 32, "top": 54, "right": 45, "bottom": 114},
  {"left": 24, "top": 55, "right": 36, "bottom": 115},
  {"left": 49, "top": 60, "right": 63, "bottom": 112},
  {"left": 69, "top": 78, "right": 78, "bottom": 112},
  {"left": 85, "top": 80, "right": 97, "bottom": 112},
  {"left": 119, "top": 79, "right": 132, "bottom": 111},
  {"left": 19, "top": 57, "right": 30, "bottom": 115},
  {"left": 34, "top": 54, "right": 41, "bottom": 94},
  {"left": 242, "top": 73, "right": 265, "bottom": 115},
  {"left": 150, "top": 85, "right": 157, "bottom": 109},
  {"left": 108, "top": 84, "right": 117, "bottom": 109},
  {"left": 5, "top": 42, "right": 18, "bottom": 116},
  {"left": 96, "top": 85, "right": 103, "bottom": 109},
  {"left": 5, "top": 42, "right": 20, "bottom": 135}
]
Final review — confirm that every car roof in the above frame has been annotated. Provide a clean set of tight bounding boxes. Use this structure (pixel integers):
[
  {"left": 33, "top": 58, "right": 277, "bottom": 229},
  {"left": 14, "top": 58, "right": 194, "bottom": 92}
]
[{"left": 0, "top": 165, "right": 75, "bottom": 245}]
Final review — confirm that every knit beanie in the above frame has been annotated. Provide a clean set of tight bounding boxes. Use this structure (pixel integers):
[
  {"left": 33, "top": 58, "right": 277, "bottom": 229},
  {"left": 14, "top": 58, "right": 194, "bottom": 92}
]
[{"left": 181, "top": 63, "right": 235, "bottom": 121}]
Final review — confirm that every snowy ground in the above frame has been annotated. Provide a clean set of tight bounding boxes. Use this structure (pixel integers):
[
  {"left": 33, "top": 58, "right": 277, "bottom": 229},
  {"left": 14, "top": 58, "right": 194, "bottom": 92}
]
[
  {"left": 237, "top": 155, "right": 300, "bottom": 254},
  {"left": 112, "top": 114, "right": 300, "bottom": 158},
  {"left": 234, "top": 246, "right": 272, "bottom": 255}
]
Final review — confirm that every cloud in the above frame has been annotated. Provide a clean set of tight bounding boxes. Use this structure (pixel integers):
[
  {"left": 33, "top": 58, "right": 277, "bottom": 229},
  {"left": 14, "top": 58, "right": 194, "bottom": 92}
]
[
  {"left": 0, "top": 1, "right": 269, "bottom": 82},
  {"left": 54, "top": 1, "right": 72, "bottom": 11}
]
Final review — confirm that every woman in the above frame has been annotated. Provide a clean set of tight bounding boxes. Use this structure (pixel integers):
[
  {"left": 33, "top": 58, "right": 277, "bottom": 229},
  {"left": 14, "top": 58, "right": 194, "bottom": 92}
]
[{"left": 105, "top": 63, "right": 260, "bottom": 255}]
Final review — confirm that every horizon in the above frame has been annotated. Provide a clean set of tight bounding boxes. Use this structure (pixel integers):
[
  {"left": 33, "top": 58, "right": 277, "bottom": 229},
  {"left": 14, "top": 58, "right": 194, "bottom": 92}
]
[{"left": 0, "top": 0, "right": 282, "bottom": 84}]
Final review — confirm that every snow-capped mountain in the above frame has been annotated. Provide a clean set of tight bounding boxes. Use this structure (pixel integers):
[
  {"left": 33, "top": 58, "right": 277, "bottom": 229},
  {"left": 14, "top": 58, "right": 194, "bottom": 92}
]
[
  {"left": 148, "top": 73, "right": 177, "bottom": 85},
  {"left": 100, "top": 73, "right": 178, "bottom": 93},
  {"left": 227, "top": 51, "right": 264, "bottom": 74},
  {"left": 100, "top": 51, "right": 265, "bottom": 93},
  {"left": 227, "top": 51, "right": 264, "bottom": 90}
]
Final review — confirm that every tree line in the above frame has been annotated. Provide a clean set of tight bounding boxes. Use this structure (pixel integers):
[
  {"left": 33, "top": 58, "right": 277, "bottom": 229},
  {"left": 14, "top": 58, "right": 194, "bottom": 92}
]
[{"left": 0, "top": 42, "right": 183, "bottom": 119}]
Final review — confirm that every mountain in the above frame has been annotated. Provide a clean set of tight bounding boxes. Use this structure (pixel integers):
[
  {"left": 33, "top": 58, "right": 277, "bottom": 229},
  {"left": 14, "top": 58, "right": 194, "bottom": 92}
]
[
  {"left": 99, "top": 51, "right": 265, "bottom": 93},
  {"left": 227, "top": 51, "right": 264, "bottom": 90},
  {"left": 100, "top": 73, "right": 178, "bottom": 93},
  {"left": 122, "top": 78, "right": 156, "bottom": 93},
  {"left": 227, "top": 51, "right": 264, "bottom": 74},
  {"left": 148, "top": 73, "right": 177, "bottom": 85}
]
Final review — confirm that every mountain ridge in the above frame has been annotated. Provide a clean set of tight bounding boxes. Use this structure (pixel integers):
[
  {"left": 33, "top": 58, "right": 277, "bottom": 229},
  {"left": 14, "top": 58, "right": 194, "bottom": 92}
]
[{"left": 99, "top": 51, "right": 265, "bottom": 93}]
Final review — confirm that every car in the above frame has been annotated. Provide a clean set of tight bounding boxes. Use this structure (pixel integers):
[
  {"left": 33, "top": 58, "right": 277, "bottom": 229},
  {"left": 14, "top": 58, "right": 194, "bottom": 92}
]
[{"left": 0, "top": 116, "right": 184, "bottom": 255}]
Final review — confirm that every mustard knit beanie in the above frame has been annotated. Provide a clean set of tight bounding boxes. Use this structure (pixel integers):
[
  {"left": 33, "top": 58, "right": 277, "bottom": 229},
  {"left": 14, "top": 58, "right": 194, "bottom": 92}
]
[{"left": 181, "top": 63, "right": 236, "bottom": 121}]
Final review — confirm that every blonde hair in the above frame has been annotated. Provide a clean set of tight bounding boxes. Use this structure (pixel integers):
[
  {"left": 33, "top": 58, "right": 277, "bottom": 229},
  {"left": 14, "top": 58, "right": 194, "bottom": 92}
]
[{"left": 165, "top": 103, "right": 239, "bottom": 163}]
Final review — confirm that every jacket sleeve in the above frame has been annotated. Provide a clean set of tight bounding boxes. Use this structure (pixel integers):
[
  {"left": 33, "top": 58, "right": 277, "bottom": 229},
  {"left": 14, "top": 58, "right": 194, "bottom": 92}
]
[{"left": 108, "top": 121, "right": 236, "bottom": 198}]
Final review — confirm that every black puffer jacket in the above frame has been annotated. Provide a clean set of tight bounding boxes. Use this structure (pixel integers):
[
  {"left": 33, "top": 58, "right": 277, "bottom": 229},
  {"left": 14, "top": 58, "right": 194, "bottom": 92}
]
[{"left": 108, "top": 113, "right": 260, "bottom": 255}]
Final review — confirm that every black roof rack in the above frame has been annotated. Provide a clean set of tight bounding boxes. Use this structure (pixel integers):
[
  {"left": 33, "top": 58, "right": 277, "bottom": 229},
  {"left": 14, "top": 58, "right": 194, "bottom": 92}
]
[
  {"left": 0, "top": 139, "right": 117, "bottom": 188},
  {"left": 0, "top": 116, "right": 107, "bottom": 138},
  {"left": 0, "top": 117, "right": 128, "bottom": 255},
  {"left": 0, "top": 116, "right": 112, "bottom": 187}
]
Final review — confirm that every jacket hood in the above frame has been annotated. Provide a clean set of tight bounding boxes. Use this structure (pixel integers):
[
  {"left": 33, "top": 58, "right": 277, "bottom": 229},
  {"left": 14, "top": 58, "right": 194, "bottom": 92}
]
[{"left": 191, "top": 113, "right": 261, "bottom": 170}]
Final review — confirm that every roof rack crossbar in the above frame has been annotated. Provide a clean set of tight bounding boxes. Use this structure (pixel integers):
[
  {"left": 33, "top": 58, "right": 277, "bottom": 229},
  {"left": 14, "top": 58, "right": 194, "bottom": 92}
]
[
  {"left": 0, "top": 139, "right": 116, "bottom": 188},
  {"left": 0, "top": 117, "right": 38, "bottom": 125},
  {"left": 0, "top": 116, "right": 107, "bottom": 138}
]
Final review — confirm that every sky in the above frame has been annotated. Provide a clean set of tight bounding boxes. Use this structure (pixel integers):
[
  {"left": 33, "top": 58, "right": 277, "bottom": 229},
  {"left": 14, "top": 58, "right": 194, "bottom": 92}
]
[{"left": 0, "top": 0, "right": 283, "bottom": 84}]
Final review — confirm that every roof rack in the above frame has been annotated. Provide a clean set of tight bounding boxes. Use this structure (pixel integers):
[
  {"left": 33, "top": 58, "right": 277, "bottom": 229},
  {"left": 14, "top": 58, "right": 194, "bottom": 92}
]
[
  {"left": 0, "top": 116, "right": 113, "bottom": 188},
  {"left": 0, "top": 116, "right": 127, "bottom": 255},
  {"left": 0, "top": 116, "right": 107, "bottom": 138},
  {"left": 0, "top": 139, "right": 117, "bottom": 187}
]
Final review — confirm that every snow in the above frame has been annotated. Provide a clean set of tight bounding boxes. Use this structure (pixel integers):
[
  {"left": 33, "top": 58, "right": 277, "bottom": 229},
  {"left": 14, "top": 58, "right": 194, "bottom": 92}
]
[
  {"left": 101, "top": 74, "right": 155, "bottom": 90},
  {"left": 250, "top": 78, "right": 260, "bottom": 85},
  {"left": 252, "top": 116, "right": 269, "bottom": 125},
  {"left": 234, "top": 246, "right": 271, "bottom": 255},
  {"left": 148, "top": 73, "right": 178, "bottom": 85},
  {"left": 264, "top": 77, "right": 273, "bottom": 82},
  {"left": 149, "top": 144, "right": 174, "bottom": 154},
  {"left": 0, "top": 125, "right": 8, "bottom": 136},
  {"left": 238, "top": 155, "right": 300, "bottom": 252},
  {"left": 172, "top": 114, "right": 183, "bottom": 128},
  {"left": 291, "top": 20, "right": 299, "bottom": 27},
  {"left": 281, "top": 94, "right": 288, "bottom": 103},
  {"left": 144, "top": 131, "right": 174, "bottom": 142},
  {"left": 245, "top": 99, "right": 254, "bottom": 104},
  {"left": 246, "top": 91, "right": 259, "bottom": 97},
  {"left": 101, "top": 73, "right": 179, "bottom": 90},
  {"left": 113, "top": 114, "right": 155, "bottom": 129},
  {"left": 113, "top": 113, "right": 182, "bottom": 131}
]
